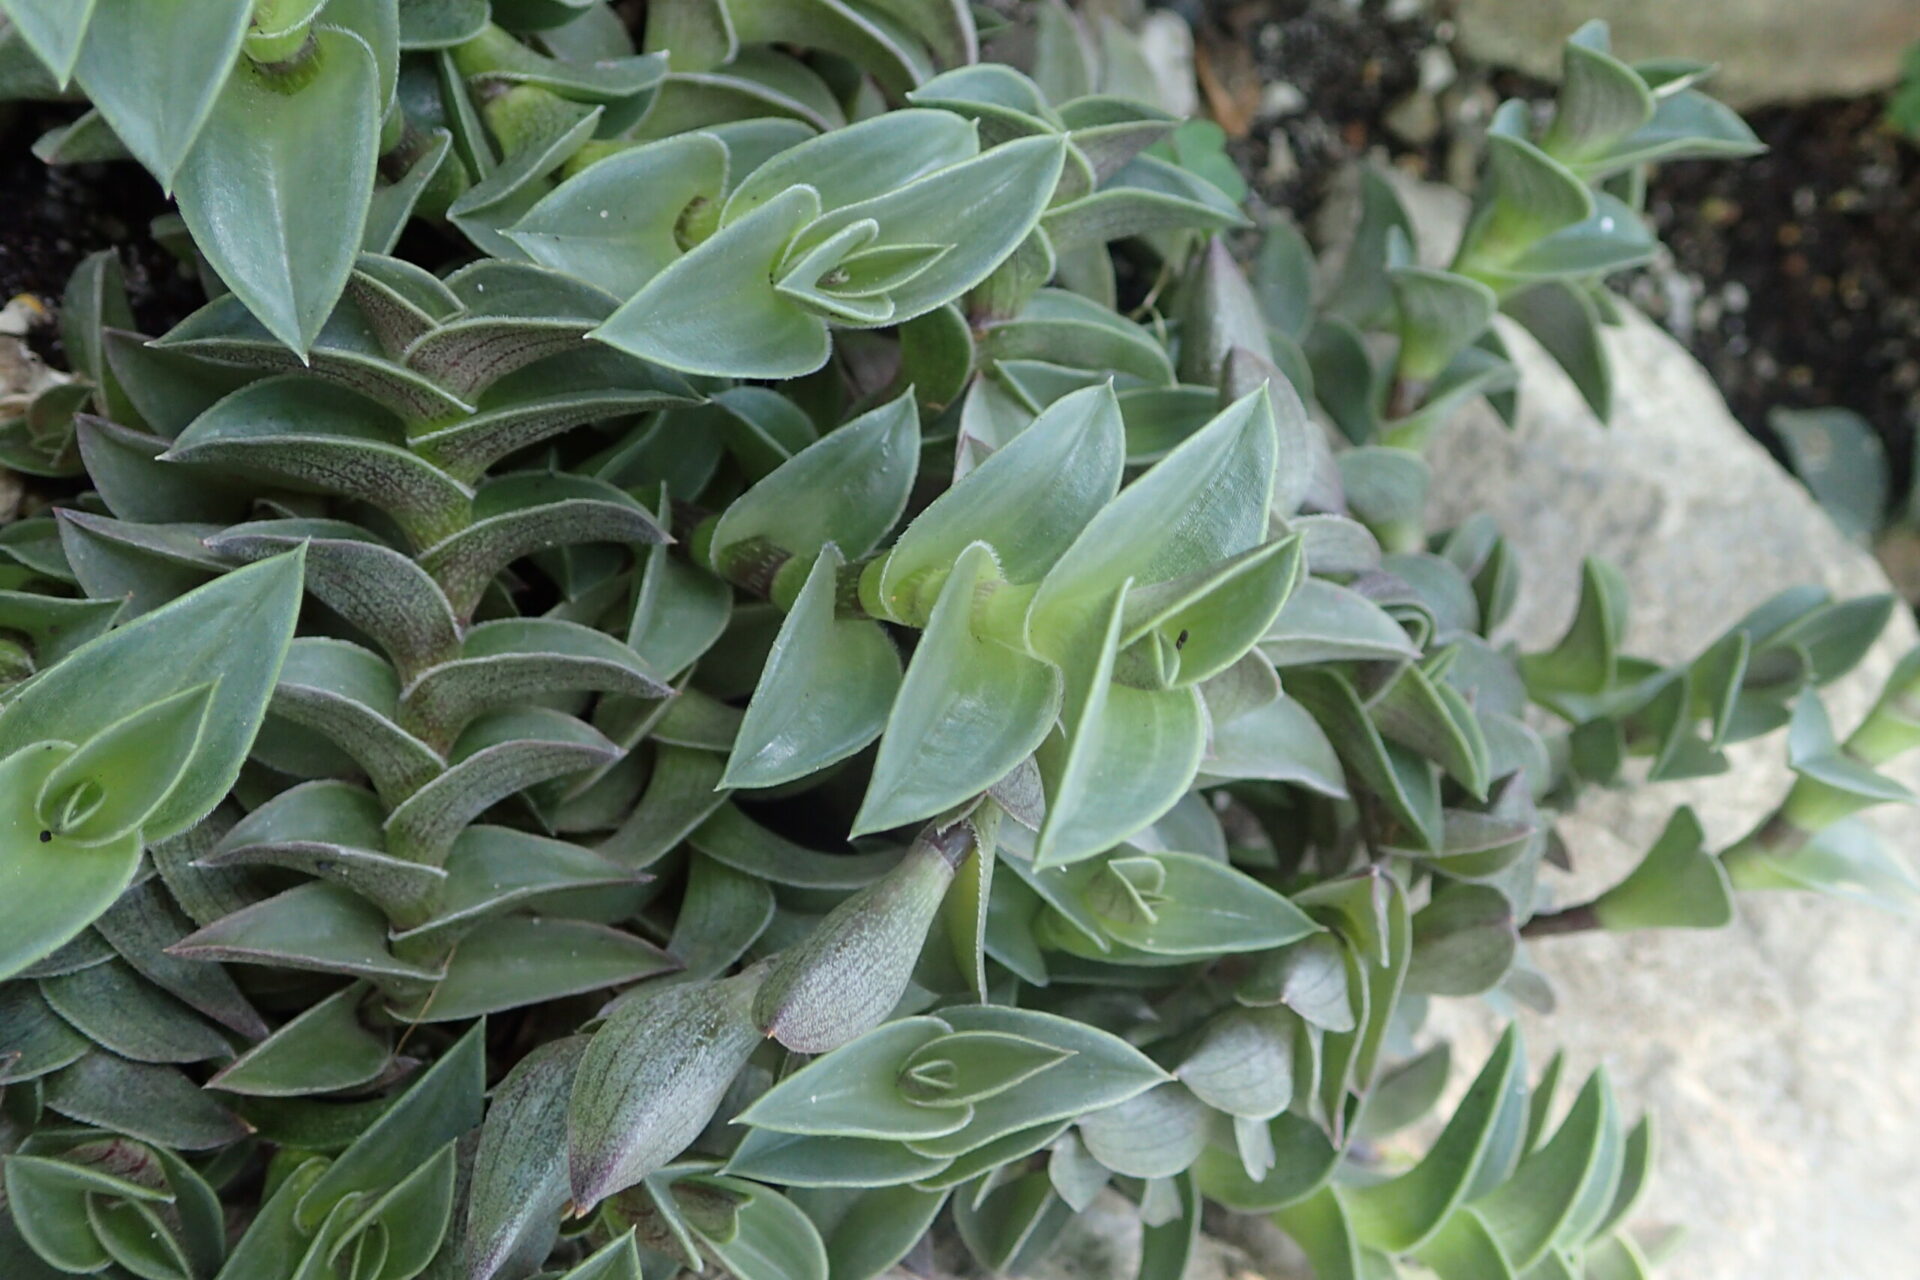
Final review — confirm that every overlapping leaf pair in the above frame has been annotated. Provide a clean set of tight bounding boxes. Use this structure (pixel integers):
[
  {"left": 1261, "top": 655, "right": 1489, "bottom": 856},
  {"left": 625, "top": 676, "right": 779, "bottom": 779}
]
[
  {"left": 0, "top": 6, "right": 1914, "bottom": 1280},
  {"left": 708, "top": 377, "right": 1299, "bottom": 868},
  {"left": 0, "top": 555, "right": 303, "bottom": 982}
]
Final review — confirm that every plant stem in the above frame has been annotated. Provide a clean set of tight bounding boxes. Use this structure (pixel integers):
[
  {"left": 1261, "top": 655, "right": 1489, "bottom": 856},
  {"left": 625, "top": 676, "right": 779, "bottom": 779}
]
[{"left": 1518, "top": 902, "right": 1600, "bottom": 939}]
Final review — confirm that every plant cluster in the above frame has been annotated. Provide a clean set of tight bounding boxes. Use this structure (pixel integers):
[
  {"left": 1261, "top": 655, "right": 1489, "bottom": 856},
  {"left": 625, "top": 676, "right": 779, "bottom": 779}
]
[{"left": 0, "top": 6, "right": 1914, "bottom": 1280}]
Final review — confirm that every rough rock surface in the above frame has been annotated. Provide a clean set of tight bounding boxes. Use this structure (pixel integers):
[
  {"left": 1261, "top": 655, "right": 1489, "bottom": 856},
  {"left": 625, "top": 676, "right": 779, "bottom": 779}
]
[
  {"left": 1451, "top": 0, "right": 1920, "bottom": 109},
  {"left": 1422, "top": 305, "right": 1920, "bottom": 1278}
]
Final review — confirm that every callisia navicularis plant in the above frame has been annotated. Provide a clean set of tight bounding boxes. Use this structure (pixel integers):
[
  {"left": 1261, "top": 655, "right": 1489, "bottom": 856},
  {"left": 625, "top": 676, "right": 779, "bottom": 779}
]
[{"left": 0, "top": 4, "right": 1913, "bottom": 1279}]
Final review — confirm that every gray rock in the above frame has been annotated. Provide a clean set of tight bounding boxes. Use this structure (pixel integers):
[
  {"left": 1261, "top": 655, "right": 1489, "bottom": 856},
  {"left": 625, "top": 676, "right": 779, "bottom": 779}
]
[
  {"left": 1133, "top": 10, "right": 1200, "bottom": 121},
  {"left": 1422, "top": 301, "right": 1920, "bottom": 1277},
  {"left": 1451, "top": 0, "right": 1920, "bottom": 108}
]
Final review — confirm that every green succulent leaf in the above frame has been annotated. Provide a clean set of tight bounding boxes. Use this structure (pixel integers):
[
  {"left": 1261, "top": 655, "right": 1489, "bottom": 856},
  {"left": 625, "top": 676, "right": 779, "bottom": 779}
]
[
  {"left": 1585, "top": 88, "right": 1763, "bottom": 177},
  {"left": 1029, "top": 387, "right": 1277, "bottom": 645},
  {"left": 569, "top": 970, "right": 763, "bottom": 1209},
  {"left": 726, "top": 545, "right": 902, "bottom": 789},
  {"left": 205, "top": 982, "right": 389, "bottom": 1097},
  {"left": 1042, "top": 152, "right": 1248, "bottom": 253},
  {"left": 1520, "top": 558, "right": 1630, "bottom": 706},
  {"left": 176, "top": 27, "right": 380, "bottom": 355},
  {"left": 1405, "top": 883, "right": 1520, "bottom": 996},
  {"left": 982, "top": 288, "right": 1173, "bottom": 384},
  {"left": 1505, "top": 281, "right": 1613, "bottom": 420},
  {"left": 1289, "top": 668, "right": 1442, "bottom": 852},
  {"left": 754, "top": 829, "right": 969, "bottom": 1051},
  {"left": 1064, "top": 849, "right": 1321, "bottom": 957},
  {"left": 43, "top": 1054, "right": 248, "bottom": 1150},
  {"left": 1030, "top": 584, "right": 1207, "bottom": 868},
  {"left": 0, "top": 0, "right": 99, "bottom": 85},
  {"left": 592, "top": 184, "right": 830, "bottom": 378},
  {"left": 907, "top": 1005, "right": 1168, "bottom": 1162},
  {"left": 810, "top": 135, "right": 1070, "bottom": 322},
  {"left": 1591, "top": 806, "right": 1734, "bottom": 930},
  {"left": 677, "top": 1175, "right": 828, "bottom": 1280},
  {"left": 877, "top": 382, "right": 1124, "bottom": 615},
  {"left": 402, "top": 616, "right": 669, "bottom": 742},
  {"left": 724, "top": 107, "right": 977, "bottom": 225},
  {"left": 1174, "top": 1006, "right": 1296, "bottom": 1120},
  {"left": 819, "top": 1184, "right": 952, "bottom": 1280},
  {"left": 1077, "top": 1081, "right": 1209, "bottom": 1179},
  {"left": 155, "top": 292, "right": 474, "bottom": 422},
  {"left": 1541, "top": 34, "right": 1655, "bottom": 164},
  {"left": 555, "top": 1233, "right": 646, "bottom": 1280},
  {"left": 724, "top": 1128, "right": 953, "bottom": 1189},
  {"left": 856, "top": 543, "right": 1061, "bottom": 835},
  {"left": 1391, "top": 267, "right": 1498, "bottom": 385},
  {"left": 509, "top": 132, "right": 728, "bottom": 294},
  {"left": 388, "top": 916, "right": 676, "bottom": 1022},
  {"left": 172, "top": 880, "right": 442, "bottom": 983},
  {"left": 712, "top": 389, "right": 920, "bottom": 570},
  {"left": 66, "top": 0, "right": 250, "bottom": 185},
  {"left": 1470, "top": 1069, "right": 1621, "bottom": 1270},
  {"left": 36, "top": 682, "right": 212, "bottom": 847},
  {"left": 462, "top": 1035, "right": 588, "bottom": 1280},
  {"left": 901, "top": 1030, "right": 1072, "bottom": 1107},
  {"left": 383, "top": 710, "right": 620, "bottom": 864},
  {"left": 1190, "top": 1112, "right": 1340, "bottom": 1213},
  {"left": 1200, "top": 692, "right": 1346, "bottom": 796},
  {"left": 690, "top": 804, "right": 902, "bottom": 889},
  {"left": 0, "top": 558, "right": 302, "bottom": 980},
  {"left": 446, "top": 101, "right": 604, "bottom": 260},
  {"left": 738, "top": 1016, "right": 971, "bottom": 1140},
  {"left": 38, "top": 956, "right": 230, "bottom": 1064},
  {"left": 0, "top": 984, "right": 88, "bottom": 1086},
  {"left": 167, "top": 379, "right": 472, "bottom": 547}
]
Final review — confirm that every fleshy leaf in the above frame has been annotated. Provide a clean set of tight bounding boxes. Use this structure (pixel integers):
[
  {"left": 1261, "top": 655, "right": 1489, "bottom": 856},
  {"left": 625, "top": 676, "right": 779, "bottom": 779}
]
[
  {"left": 1031, "top": 584, "right": 1208, "bottom": 868},
  {"left": 855, "top": 543, "right": 1061, "bottom": 835},
  {"left": 175, "top": 27, "right": 380, "bottom": 354},
  {"left": 508, "top": 132, "right": 730, "bottom": 295},
  {"left": 70, "top": 0, "right": 252, "bottom": 185},
  {"left": 735, "top": 1016, "right": 967, "bottom": 1140},
  {"left": 711, "top": 389, "right": 919, "bottom": 569},
  {"left": 205, "top": 982, "right": 388, "bottom": 1097},
  {"left": 569, "top": 970, "right": 763, "bottom": 1209},
  {"left": 591, "top": 184, "right": 830, "bottom": 378},
  {"left": 1591, "top": 806, "right": 1733, "bottom": 930},
  {"left": 461, "top": 1037, "right": 588, "bottom": 1280},
  {"left": 876, "top": 382, "right": 1125, "bottom": 614},
  {"left": 1029, "top": 387, "right": 1277, "bottom": 645},
  {"left": 725, "top": 545, "right": 901, "bottom": 789},
  {"left": 754, "top": 828, "right": 969, "bottom": 1052}
]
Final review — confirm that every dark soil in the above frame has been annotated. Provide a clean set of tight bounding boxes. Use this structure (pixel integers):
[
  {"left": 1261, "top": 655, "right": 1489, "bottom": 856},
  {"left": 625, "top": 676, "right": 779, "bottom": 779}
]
[
  {"left": 1201, "top": 0, "right": 1920, "bottom": 519},
  {"left": 1633, "top": 100, "right": 1920, "bottom": 499},
  {"left": 0, "top": 105, "right": 201, "bottom": 358},
  {"left": 1196, "top": 0, "right": 1445, "bottom": 217}
]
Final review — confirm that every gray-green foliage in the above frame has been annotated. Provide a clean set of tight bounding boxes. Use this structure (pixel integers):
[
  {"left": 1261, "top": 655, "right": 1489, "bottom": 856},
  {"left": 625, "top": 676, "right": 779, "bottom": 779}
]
[{"left": 0, "top": 6, "right": 1908, "bottom": 1280}]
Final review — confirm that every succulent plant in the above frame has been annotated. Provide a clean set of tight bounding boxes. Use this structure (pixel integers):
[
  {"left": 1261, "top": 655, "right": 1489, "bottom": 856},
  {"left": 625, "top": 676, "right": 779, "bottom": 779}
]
[{"left": 0, "top": 6, "right": 1910, "bottom": 1280}]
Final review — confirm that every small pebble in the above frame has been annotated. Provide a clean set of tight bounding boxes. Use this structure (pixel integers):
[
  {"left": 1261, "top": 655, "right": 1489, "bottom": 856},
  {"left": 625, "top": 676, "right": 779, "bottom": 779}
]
[
  {"left": 1416, "top": 45, "right": 1455, "bottom": 94},
  {"left": 1262, "top": 133, "right": 1300, "bottom": 187},
  {"left": 1383, "top": 92, "right": 1441, "bottom": 146},
  {"left": 1260, "top": 81, "right": 1307, "bottom": 118}
]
